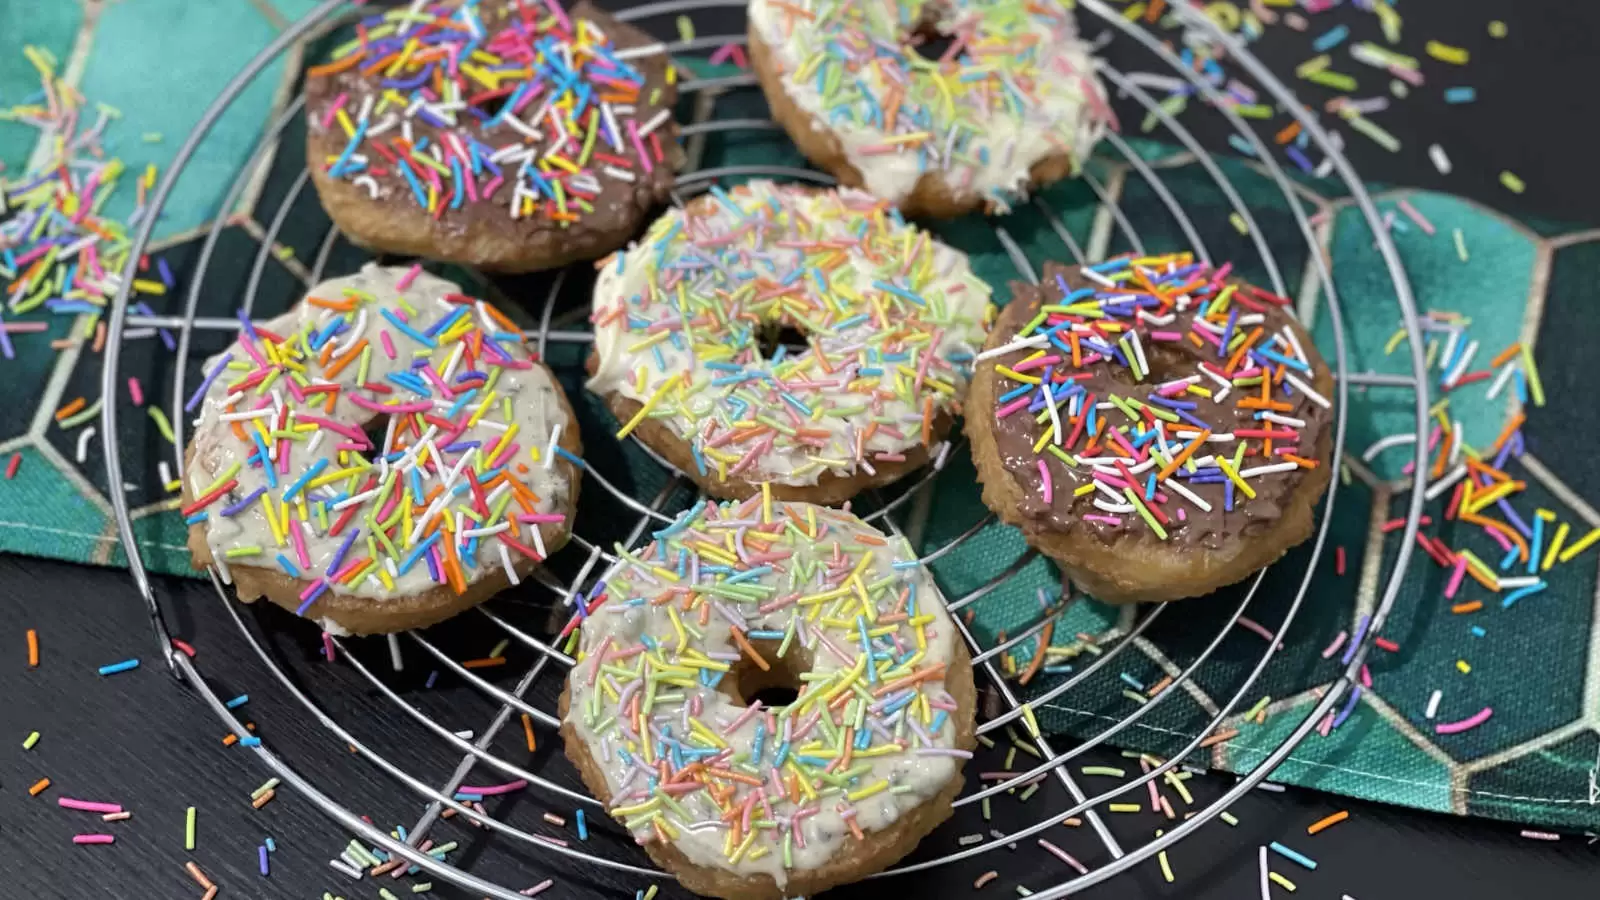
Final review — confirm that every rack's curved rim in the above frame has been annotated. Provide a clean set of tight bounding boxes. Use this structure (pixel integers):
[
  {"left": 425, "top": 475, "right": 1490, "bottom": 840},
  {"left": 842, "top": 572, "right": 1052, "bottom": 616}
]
[{"left": 95, "top": 0, "right": 1432, "bottom": 897}]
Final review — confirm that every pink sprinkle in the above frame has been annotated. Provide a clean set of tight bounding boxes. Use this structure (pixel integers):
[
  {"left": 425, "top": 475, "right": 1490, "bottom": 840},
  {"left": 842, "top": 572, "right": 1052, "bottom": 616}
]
[
  {"left": 379, "top": 330, "right": 397, "bottom": 359},
  {"left": 320, "top": 92, "right": 348, "bottom": 130},
  {"left": 1434, "top": 706, "right": 1493, "bottom": 735},
  {"left": 1038, "top": 460, "right": 1053, "bottom": 503},
  {"left": 1009, "top": 354, "right": 1061, "bottom": 372},
  {"left": 628, "top": 120, "right": 652, "bottom": 174},
  {"left": 395, "top": 263, "right": 423, "bottom": 291},
  {"left": 994, "top": 396, "right": 1031, "bottom": 419},
  {"left": 1038, "top": 839, "right": 1088, "bottom": 875},
  {"left": 73, "top": 834, "right": 115, "bottom": 845},
  {"left": 522, "top": 879, "right": 554, "bottom": 897},
  {"left": 1397, "top": 198, "right": 1436, "bottom": 235},
  {"left": 1148, "top": 330, "right": 1183, "bottom": 341},
  {"left": 1321, "top": 631, "right": 1347, "bottom": 659},
  {"left": 1236, "top": 616, "right": 1283, "bottom": 649},
  {"left": 460, "top": 779, "right": 528, "bottom": 797},
  {"left": 321, "top": 631, "right": 336, "bottom": 662},
  {"left": 1443, "top": 555, "right": 1469, "bottom": 599},
  {"left": 1335, "top": 545, "right": 1346, "bottom": 575},
  {"left": 59, "top": 798, "right": 123, "bottom": 814},
  {"left": 5, "top": 452, "right": 20, "bottom": 479},
  {"left": 127, "top": 378, "right": 144, "bottom": 406}
]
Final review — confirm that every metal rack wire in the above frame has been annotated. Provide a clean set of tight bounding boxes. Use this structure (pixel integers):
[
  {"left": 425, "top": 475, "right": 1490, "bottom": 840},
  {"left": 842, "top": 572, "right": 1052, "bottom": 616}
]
[{"left": 98, "top": 0, "right": 1433, "bottom": 896}]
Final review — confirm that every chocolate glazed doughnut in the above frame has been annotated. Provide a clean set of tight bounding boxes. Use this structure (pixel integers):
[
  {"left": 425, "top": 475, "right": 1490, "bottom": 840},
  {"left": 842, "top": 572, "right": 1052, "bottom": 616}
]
[
  {"left": 965, "top": 254, "right": 1335, "bottom": 604},
  {"left": 303, "top": 0, "right": 679, "bottom": 272}
]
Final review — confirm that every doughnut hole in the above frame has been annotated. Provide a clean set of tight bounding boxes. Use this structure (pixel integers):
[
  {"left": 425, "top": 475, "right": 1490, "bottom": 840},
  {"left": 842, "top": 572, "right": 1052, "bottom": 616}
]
[
  {"left": 719, "top": 640, "right": 812, "bottom": 710},
  {"left": 357, "top": 417, "right": 389, "bottom": 463},
  {"left": 756, "top": 322, "right": 814, "bottom": 361}
]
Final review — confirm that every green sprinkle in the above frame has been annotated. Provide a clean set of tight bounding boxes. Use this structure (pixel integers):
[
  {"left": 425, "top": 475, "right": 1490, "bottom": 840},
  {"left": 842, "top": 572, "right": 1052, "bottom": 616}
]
[
  {"left": 23, "top": 731, "right": 40, "bottom": 750},
  {"left": 148, "top": 406, "right": 176, "bottom": 444},
  {"left": 1499, "top": 171, "right": 1526, "bottom": 194},
  {"left": 184, "top": 806, "right": 196, "bottom": 850},
  {"left": 1229, "top": 212, "right": 1250, "bottom": 235}
]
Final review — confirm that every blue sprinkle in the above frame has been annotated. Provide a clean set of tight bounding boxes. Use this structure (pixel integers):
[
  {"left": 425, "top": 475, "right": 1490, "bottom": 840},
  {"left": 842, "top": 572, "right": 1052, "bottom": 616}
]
[
  {"left": 225, "top": 694, "right": 250, "bottom": 709},
  {"left": 98, "top": 658, "right": 140, "bottom": 676},
  {"left": 1444, "top": 86, "right": 1477, "bottom": 104},
  {"left": 1311, "top": 24, "right": 1350, "bottom": 52}
]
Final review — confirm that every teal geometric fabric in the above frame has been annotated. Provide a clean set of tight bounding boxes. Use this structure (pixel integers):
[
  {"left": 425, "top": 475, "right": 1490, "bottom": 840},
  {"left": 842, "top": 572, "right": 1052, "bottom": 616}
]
[{"left": 4, "top": 0, "right": 1600, "bottom": 832}]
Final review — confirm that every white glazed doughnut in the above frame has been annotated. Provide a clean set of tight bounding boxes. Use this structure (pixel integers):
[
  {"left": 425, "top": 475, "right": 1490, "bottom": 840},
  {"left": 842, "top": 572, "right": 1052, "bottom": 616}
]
[
  {"left": 181, "top": 264, "right": 581, "bottom": 635},
  {"left": 748, "top": 0, "right": 1111, "bottom": 216},
  {"left": 587, "top": 180, "right": 993, "bottom": 504},
  {"left": 560, "top": 498, "right": 976, "bottom": 899}
]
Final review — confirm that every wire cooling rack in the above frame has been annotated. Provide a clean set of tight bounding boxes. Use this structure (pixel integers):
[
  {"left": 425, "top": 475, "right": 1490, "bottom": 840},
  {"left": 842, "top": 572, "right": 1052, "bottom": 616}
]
[{"left": 97, "top": 0, "right": 1433, "bottom": 896}]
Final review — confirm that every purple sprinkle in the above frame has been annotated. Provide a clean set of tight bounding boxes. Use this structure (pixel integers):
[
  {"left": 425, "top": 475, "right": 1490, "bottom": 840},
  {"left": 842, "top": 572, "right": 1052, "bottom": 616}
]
[
  {"left": 185, "top": 352, "right": 234, "bottom": 412},
  {"left": 1330, "top": 684, "right": 1362, "bottom": 729},
  {"left": 1341, "top": 614, "right": 1370, "bottom": 666},
  {"left": 259, "top": 844, "right": 270, "bottom": 876}
]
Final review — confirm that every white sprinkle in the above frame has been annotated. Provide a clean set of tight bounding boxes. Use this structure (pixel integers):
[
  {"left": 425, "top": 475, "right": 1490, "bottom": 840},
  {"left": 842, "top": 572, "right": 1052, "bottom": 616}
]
[
  {"left": 1425, "top": 689, "right": 1442, "bottom": 719},
  {"left": 975, "top": 333, "right": 1050, "bottom": 361},
  {"left": 1238, "top": 462, "right": 1300, "bottom": 478},
  {"left": 1361, "top": 432, "right": 1416, "bottom": 462},
  {"left": 1486, "top": 359, "right": 1519, "bottom": 400},
  {"left": 1284, "top": 372, "right": 1331, "bottom": 409},
  {"left": 1163, "top": 477, "right": 1213, "bottom": 513},
  {"left": 75, "top": 427, "right": 96, "bottom": 464},
  {"left": 158, "top": 460, "right": 173, "bottom": 487},
  {"left": 499, "top": 541, "right": 519, "bottom": 586},
  {"left": 1423, "top": 463, "right": 1467, "bottom": 501},
  {"left": 1428, "top": 143, "right": 1452, "bottom": 175},
  {"left": 388, "top": 633, "right": 403, "bottom": 672},
  {"left": 543, "top": 424, "right": 562, "bottom": 470},
  {"left": 328, "top": 857, "right": 364, "bottom": 880}
]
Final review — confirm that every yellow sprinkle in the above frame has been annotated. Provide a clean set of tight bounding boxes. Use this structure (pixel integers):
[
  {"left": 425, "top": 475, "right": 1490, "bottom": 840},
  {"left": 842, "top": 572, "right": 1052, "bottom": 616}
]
[
  {"left": 1107, "top": 803, "right": 1142, "bottom": 813},
  {"left": 1456, "top": 659, "right": 1471, "bottom": 674},
  {"left": 1268, "top": 871, "right": 1298, "bottom": 892},
  {"left": 1488, "top": 20, "right": 1507, "bottom": 37},
  {"left": 615, "top": 374, "right": 682, "bottom": 439},
  {"left": 1558, "top": 528, "right": 1600, "bottom": 563},
  {"left": 1519, "top": 344, "right": 1545, "bottom": 406},
  {"left": 1229, "top": 212, "right": 1249, "bottom": 235},
  {"left": 846, "top": 779, "right": 890, "bottom": 802},
  {"left": 1500, "top": 171, "right": 1526, "bottom": 194},
  {"left": 1425, "top": 40, "right": 1469, "bottom": 64},
  {"left": 1020, "top": 704, "right": 1041, "bottom": 739},
  {"left": 1542, "top": 523, "right": 1570, "bottom": 572}
]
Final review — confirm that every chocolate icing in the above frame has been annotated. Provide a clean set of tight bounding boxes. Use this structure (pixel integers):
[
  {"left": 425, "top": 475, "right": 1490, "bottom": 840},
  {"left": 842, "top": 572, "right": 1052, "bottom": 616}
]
[
  {"left": 985, "top": 260, "right": 1333, "bottom": 550},
  {"left": 303, "top": 0, "right": 677, "bottom": 261}
]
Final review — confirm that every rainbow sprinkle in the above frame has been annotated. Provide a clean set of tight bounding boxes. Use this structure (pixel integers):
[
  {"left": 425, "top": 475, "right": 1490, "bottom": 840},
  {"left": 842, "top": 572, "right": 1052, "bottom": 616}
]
[
  {"left": 981, "top": 254, "right": 1330, "bottom": 541},
  {"left": 305, "top": 0, "right": 675, "bottom": 230},
  {"left": 184, "top": 265, "right": 576, "bottom": 609},
  {"left": 568, "top": 498, "right": 971, "bottom": 876},
  {"left": 590, "top": 180, "right": 992, "bottom": 491},
  {"left": 750, "top": 0, "right": 1111, "bottom": 211}
]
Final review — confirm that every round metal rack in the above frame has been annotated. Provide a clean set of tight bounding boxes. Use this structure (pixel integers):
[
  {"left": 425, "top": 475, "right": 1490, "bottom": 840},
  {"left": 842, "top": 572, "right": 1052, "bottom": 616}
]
[{"left": 99, "top": 0, "right": 1433, "bottom": 896}]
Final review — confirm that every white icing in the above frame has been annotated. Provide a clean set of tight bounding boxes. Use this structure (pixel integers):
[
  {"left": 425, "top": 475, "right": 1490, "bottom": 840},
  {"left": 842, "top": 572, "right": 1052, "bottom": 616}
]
[
  {"left": 565, "top": 500, "right": 967, "bottom": 884},
  {"left": 588, "top": 180, "right": 991, "bottom": 488},
  {"left": 750, "top": 0, "right": 1109, "bottom": 210},
  {"left": 186, "top": 264, "right": 574, "bottom": 602}
]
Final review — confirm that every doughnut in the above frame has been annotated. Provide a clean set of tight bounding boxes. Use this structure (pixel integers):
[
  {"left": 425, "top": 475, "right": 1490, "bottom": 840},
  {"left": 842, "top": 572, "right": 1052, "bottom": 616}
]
[
  {"left": 303, "top": 0, "right": 678, "bottom": 272},
  {"left": 748, "top": 0, "right": 1111, "bottom": 218},
  {"left": 964, "top": 254, "right": 1334, "bottom": 604},
  {"left": 588, "top": 180, "right": 993, "bottom": 505},
  {"left": 181, "top": 264, "right": 583, "bottom": 635},
  {"left": 559, "top": 498, "right": 976, "bottom": 900}
]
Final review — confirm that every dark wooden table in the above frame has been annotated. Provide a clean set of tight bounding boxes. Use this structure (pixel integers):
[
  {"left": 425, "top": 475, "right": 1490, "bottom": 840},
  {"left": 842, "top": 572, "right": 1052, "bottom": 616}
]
[{"left": 6, "top": 1, "right": 1600, "bottom": 898}]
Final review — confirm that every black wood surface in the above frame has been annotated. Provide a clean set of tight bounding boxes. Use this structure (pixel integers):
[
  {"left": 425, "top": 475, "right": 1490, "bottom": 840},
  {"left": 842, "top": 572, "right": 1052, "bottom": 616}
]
[{"left": 6, "top": 1, "right": 1600, "bottom": 898}]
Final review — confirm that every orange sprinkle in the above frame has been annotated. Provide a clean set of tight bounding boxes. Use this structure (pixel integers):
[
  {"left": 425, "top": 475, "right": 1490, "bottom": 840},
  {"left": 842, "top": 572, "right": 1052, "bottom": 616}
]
[
  {"left": 305, "top": 53, "right": 364, "bottom": 78},
  {"left": 1451, "top": 600, "right": 1483, "bottom": 614},
  {"left": 28, "top": 778, "right": 51, "bottom": 795},
  {"left": 1199, "top": 728, "right": 1238, "bottom": 748},
  {"left": 1307, "top": 810, "right": 1349, "bottom": 834},
  {"left": 1145, "top": 0, "right": 1166, "bottom": 22},
  {"left": 729, "top": 627, "right": 770, "bottom": 672},
  {"left": 1489, "top": 342, "right": 1522, "bottom": 369},
  {"left": 1018, "top": 619, "right": 1054, "bottom": 686},
  {"left": 54, "top": 397, "right": 86, "bottom": 421},
  {"left": 461, "top": 657, "right": 507, "bottom": 669},
  {"left": 522, "top": 713, "right": 538, "bottom": 752},
  {"left": 1489, "top": 413, "right": 1526, "bottom": 456},
  {"left": 251, "top": 789, "right": 275, "bottom": 809},
  {"left": 26, "top": 628, "right": 38, "bottom": 667},
  {"left": 1157, "top": 430, "right": 1209, "bottom": 480},
  {"left": 1275, "top": 121, "right": 1302, "bottom": 145}
]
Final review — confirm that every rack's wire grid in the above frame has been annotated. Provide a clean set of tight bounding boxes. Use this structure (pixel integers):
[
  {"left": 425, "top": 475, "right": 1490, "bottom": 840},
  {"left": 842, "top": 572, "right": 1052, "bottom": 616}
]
[{"left": 96, "top": 0, "right": 1433, "bottom": 896}]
